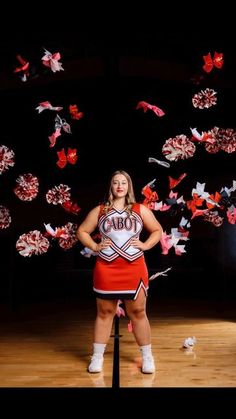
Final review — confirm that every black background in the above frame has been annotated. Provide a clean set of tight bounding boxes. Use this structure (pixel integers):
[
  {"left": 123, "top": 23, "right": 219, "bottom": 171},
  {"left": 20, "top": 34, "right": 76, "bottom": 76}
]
[{"left": 1, "top": 28, "right": 236, "bottom": 304}]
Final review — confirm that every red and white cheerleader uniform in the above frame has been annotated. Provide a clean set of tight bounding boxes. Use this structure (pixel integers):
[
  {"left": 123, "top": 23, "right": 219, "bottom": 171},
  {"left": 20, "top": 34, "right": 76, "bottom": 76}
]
[{"left": 93, "top": 203, "right": 149, "bottom": 300}]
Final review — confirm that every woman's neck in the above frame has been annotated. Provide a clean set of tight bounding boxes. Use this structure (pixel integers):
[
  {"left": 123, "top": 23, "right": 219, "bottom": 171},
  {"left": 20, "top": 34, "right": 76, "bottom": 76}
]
[{"left": 113, "top": 199, "right": 126, "bottom": 210}]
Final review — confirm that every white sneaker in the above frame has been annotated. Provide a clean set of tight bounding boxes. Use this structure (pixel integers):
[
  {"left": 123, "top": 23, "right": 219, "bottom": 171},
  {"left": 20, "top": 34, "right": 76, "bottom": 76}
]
[
  {"left": 88, "top": 354, "right": 104, "bottom": 373},
  {"left": 141, "top": 356, "right": 155, "bottom": 374}
]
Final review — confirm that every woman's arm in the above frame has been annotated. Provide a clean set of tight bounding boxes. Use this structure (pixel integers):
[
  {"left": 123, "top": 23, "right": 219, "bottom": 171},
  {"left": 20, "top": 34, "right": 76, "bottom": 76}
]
[
  {"left": 77, "top": 206, "right": 111, "bottom": 252},
  {"left": 131, "top": 204, "right": 163, "bottom": 251},
  {"left": 77, "top": 206, "right": 100, "bottom": 251}
]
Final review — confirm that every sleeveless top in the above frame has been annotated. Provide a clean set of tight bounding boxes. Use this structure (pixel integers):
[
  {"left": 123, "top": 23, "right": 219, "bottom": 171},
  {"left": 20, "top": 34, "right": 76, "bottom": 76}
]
[{"left": 97, "top": 203, "right": 144, "bottom": 262}]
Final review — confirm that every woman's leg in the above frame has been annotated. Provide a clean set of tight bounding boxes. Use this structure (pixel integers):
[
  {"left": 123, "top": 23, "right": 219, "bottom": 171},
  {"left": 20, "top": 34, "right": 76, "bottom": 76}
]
[
  {"left": 94, "top": 298, "right": 118, "bottom": 343},
  {"left": 88, "top": 298, "right": 117, "bottom": 373},
  {"left": 124, "top": 290, "right": 155, "bottom": 373},
  {"left": 124, "top": 289, "right": 150, "bottom": 346}
]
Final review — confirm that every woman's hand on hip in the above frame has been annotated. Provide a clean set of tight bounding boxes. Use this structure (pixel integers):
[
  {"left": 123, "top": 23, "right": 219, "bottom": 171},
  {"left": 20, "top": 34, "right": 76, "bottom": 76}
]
[
  {"left": 130, "top": 238, "right": 147, "bottom": 251},
  {"left": 94, "top": 239, "right": 112, "bottom": 252}
]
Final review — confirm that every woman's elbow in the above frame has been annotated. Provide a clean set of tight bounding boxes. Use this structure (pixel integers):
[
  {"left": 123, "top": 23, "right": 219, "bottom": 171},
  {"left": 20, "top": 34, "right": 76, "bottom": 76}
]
[
  {"left": 154, "top": 227, "right": 163, "bottom": 241},
  {"left": 76, "top": 227, "right": 83, "bottom": 240}
]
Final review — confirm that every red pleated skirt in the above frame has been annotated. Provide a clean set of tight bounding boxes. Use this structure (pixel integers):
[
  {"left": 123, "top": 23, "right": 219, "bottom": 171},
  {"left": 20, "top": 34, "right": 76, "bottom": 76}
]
[{"left": 93, "top": 256, "right": 149, "bottom": 300}]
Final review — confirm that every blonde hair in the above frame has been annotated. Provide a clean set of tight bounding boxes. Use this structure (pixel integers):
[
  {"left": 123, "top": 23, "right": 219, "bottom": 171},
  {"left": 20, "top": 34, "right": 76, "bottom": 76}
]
[{"left": 104, "top": 170, "right": 136, "bottom": 215}]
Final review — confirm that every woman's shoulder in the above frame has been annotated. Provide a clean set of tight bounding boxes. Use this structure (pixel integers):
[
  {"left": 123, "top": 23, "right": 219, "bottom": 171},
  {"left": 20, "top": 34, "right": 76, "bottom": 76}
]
[
  {"left": 87, "top": 205, "right": 101, "bottom": 216},
  {"left": 132, "top": 202, "right": 142, "bottom": 214},
  {"left": 133, "top": 203, "right": 151, "bottom": 217},
  {"left": 97, "top": 203, "right": 106, "bottom": 217}
]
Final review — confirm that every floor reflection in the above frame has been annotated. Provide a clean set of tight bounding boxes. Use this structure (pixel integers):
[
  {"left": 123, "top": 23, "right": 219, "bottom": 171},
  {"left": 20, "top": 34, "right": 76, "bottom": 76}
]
[
  {"left": 124, "top": 357, "right": 157, "bottom": 387},
  {"left": 182, "top": 347, "right": 197, "bottom": 359},
  {"left": 89, "top": 371, "right": 106, "bottom": 387}
]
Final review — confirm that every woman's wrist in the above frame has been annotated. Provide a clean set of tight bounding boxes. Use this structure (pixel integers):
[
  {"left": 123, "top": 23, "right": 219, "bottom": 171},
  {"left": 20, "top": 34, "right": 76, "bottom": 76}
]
[{"left": 92, "top": 242, "right": 98, "bottom": 252}]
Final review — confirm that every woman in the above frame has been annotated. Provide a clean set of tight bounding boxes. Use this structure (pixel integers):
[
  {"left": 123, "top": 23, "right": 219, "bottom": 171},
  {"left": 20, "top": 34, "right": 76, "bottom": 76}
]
[{"left": 77, "top": 170, "right": 163, "bottom": 374}]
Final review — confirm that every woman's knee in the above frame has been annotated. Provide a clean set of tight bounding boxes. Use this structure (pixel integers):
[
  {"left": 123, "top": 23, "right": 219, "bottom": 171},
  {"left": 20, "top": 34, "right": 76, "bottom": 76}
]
[
  {"left": 126, "top": 305, "right": 146, "bottom": 320},
  {"left": 97, "top": 301, "right": 117, "bottom": 318}
]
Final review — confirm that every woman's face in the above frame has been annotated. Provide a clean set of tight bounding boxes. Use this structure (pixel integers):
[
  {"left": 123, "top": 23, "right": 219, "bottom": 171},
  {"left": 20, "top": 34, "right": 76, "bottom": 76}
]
[{"left": 111, "top": 174, "right": 129, "bottom": 198}]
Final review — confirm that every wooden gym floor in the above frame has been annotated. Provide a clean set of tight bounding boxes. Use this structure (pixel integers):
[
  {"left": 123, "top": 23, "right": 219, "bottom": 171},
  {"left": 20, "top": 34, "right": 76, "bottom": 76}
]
[{"left": 0, "top": 298, "right": 236, "bottom": 387}]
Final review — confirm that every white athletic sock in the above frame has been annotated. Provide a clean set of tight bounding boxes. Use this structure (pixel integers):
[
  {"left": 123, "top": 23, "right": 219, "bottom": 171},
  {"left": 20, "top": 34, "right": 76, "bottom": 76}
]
[
  {"left": 93, "top": 343, "right": 106, "bottom": 356},
  {"left": 140, "top": 344, "right": 152, "bottom": 357}
]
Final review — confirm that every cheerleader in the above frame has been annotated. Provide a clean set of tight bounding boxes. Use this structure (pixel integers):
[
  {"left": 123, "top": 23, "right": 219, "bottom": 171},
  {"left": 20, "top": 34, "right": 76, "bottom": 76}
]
[{"left": 77, "top": 170, "right": 162, "bottom": 374}]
